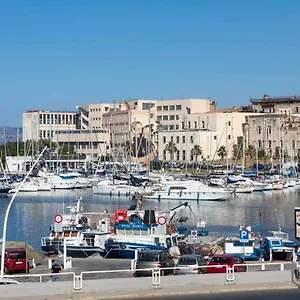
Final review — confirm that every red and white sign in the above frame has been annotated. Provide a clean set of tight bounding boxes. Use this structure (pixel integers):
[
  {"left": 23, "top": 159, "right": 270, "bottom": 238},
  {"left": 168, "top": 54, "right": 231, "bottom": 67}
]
[
  {"left": 157, "top": 216, "right": 167, "bottom": 225},
  {"left": 54, "top": 214, "right": 63, "bottom": 224}
]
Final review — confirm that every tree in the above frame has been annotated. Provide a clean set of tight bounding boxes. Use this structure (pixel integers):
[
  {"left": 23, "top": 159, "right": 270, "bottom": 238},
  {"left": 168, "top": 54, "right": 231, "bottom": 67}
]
[
  {"left": 245, "top": 145, "right": 256, "bottom": 166},
  {"left": 217, "top": 145, "right": 227, "bottom": 164},
  {"left": 257, "top": 149, "right": 265, "bottom": 160},
  {"left": 193, "top": 144, "right": 202, "bottom": 162},
  {"left": 273, "top": 146, "right": 280, "bottom": 160},
  {"left": 165, "top": 141, "right": 178, "bottom": 161}
]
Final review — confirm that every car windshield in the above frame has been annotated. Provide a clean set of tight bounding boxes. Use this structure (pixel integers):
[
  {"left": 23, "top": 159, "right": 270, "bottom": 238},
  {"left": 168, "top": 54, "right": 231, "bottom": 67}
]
[
  {"left": 271, "top": 240, "right": 281, "bottom": 246},
  {"left": 178, "top": 258, "right": 196, "bottom": 265},
  {"left": 211, "top": 257, "right": 231, "bottom": 263},
  {"left": 139, "top": 253, "right": 159, "bottom": 261}
]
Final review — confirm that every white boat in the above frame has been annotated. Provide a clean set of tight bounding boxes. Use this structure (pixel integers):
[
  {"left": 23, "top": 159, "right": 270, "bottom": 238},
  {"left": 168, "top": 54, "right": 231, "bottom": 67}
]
[
  {"left": 41, "top": 197, "right": 110, "bottom": 257},
  {"left": 11, "top": 181, "right": 38, "bottom": 192},
  {"left": 93, "top": 179, "right": 152, "bottom": 197},
  {"left": 252, "top": 181, "right": 268, "bottom": 192},
  {"left": 148, "top": 180, "right": 232, "bottom": 201}
]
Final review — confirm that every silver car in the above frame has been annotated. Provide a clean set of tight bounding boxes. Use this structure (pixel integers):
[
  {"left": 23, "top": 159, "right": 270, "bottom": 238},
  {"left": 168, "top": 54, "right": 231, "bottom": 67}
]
[
  {"left": 133, "top": 249, "right": 175, "bottom": 277},
  {"left": 175, "top": 254, "right": 207, "bottom": 275}
]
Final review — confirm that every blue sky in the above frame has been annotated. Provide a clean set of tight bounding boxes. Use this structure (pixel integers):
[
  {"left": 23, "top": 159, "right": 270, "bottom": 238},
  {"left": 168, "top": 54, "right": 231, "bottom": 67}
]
[{"left": 1, "top": 1, "right": 300, "bottom": 127}]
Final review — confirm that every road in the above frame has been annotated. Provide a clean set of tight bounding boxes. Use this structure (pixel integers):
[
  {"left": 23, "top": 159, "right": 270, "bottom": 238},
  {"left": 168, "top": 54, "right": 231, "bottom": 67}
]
[{"left": 116, "top": 289, "right": 300, "bottom": 300}]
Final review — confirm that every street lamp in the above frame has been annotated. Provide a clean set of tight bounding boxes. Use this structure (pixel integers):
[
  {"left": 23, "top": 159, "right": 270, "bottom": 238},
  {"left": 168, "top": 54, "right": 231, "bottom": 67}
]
[{"left": 0, "top": 146, "right": 48, "bottom": 277}]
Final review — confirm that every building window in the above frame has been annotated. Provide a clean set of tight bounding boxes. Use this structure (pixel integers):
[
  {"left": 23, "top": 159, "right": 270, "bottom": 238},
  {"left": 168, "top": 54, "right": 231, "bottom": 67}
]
[
  {"left": 176, "top": 115, "right": 180, "bottom": 120},
  {"left": 268, "top": 126, "right": 271, "bottom": 134},
  {"left": 190, "top": 136, "right": 194, "bottom": 143},
  {"left": 292, "top": 140, "right": 295, "bottom": 148},
  {"left": 169, "top": 105, "right": 175, "bottom": 111},
  {"left": 163, "top": 150, "right": 166, "bottom": 161},
  {"left": 157, "top": 116, "right": 162, "bottom": 121},
  {"left": 188, "top": 122, "right": 191, "bottom": 129},
  {"left": 182, "top": 122, "right": 185, "bottom": 130},
  {"left": 228, "top": 121, "right": 231, "bottom": 126},
  {"left": 170, "top": 125, "right": 174, "bottom": 130},
  {"left": 150, "top": 113, "right": 154, "bottom": 118},
  {"left": 163, "top": 115, "right": 168, "bottom": 120},
  {"left": 268, "top": 140, "right": 272, "bottom": 148},
  {"left": 258, "top": 140, "right": 262, "bottom": 148},
  {"left": 163, "top": 136, "right": 166, "bottom": 143},
  {"left": 228, "top": 135, "right": 231, "bottom": 140},
  {"left": 176, "top": 136, "right": 179, "bottom": 143},
  {"left": 176, "top": 125, "right": 179, "bottom": 130},
  {"left": 176, "top": 150, "right": 180, "bottom": 161},
  {"left": 214, "top": 135, "right": 217, "bottom": 140},
  {"left": 163, "top": 106, "right": 168, "bottom": 111},
  {"left": 176, "top": 105, "right": 182, "bottom": 110},
  {"left": 169, "top": 115, "right": 175, "bottom": 120},
  {"left": 194, "top": 121, "right": 197, "bottom": 128},
  {"left": 171, "top": 136, "right": 173, "bottom": 142},
  {"left": 202, "top": 121, "right": 205, "bottom": 128},
  {"left": 157, "top": 106, "right": 162, "bottom": 111},
  {"left": 183, "top": 136, "right": 185, "bottom": 143},
  {"left": 190, "top": 150, "right": 194, "bottom": 161},
  {"left": 296, "top": 107, "right": 299, "bottom": 113},
  {"left": 257, "top": 126, "right": 261, "bottom": 134},
  {"left": 182, "top": 150, "right": 186, "bottom": 161}
]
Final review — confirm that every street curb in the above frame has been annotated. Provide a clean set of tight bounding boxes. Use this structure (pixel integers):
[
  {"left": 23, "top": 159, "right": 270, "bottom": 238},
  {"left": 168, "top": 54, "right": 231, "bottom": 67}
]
[{"left": 7, "top": 281, "right": 300, "bottom": 300}]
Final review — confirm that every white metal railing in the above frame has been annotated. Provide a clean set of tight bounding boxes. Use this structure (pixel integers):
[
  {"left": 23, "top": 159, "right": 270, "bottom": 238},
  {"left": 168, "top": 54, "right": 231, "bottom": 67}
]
[{"left": 1, "top": 261, "right": 298, "bottom": 292}]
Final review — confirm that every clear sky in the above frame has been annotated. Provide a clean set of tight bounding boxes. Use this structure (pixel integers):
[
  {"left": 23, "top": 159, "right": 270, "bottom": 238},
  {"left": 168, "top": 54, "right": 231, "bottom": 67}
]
[{"left": 1, "top": 0, "right": 300, "bottom": 127}]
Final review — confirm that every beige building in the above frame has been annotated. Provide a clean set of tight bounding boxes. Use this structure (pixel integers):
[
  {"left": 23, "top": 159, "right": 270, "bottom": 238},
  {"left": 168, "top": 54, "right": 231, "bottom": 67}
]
[
  {"left": 244, "top": 94, "right": 300, "bottom": 159},
  {"left": 158, "top": 111, "right": 254, "bottom": 163},
  {"left": 101, "top": 98, "right": 216, "bottom": 163}
]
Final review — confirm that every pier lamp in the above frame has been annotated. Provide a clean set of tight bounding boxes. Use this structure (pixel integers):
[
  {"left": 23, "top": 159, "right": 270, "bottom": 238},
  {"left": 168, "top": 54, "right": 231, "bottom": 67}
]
[{"left": 0, "top": 146, "right": 48, "bottom": 277}]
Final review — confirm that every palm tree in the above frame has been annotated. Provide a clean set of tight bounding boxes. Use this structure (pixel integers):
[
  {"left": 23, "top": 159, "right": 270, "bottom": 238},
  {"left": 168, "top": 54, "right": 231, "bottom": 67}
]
[
  {"left": 165, "top": 141, "right": 178, "bottom": 161},
  {"left": 217, "top": 145, "right": 227, "bottom": 164},
  {"left": 193, "top": 144, "right": 202, "bottom": 162}
]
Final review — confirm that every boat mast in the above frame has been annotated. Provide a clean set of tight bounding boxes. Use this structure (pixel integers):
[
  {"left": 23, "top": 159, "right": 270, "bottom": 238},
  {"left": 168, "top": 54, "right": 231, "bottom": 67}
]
[{"left": 112, "top": 102, "right": 116, "bottom": 181}]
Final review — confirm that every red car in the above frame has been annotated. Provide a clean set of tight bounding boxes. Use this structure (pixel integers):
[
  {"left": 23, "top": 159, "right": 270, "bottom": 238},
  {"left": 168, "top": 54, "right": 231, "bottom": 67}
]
[
  {"left": 207, "top": 254, "right": 246, "bottom": 273},
  {"left": 3, "top": 248, "right": 30, "bottom": 274}
]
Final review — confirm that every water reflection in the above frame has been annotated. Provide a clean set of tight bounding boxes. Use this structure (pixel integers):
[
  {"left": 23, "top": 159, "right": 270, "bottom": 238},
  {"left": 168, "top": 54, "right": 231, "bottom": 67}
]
[{"left": 0, "top": 187, "right": 300, "bottom": 250}]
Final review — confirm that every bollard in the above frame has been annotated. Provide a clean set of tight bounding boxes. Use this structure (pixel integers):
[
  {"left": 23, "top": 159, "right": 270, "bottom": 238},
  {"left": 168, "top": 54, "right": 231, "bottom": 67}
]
[
  {"left": 261, "top": 263, "right": 265, "bottom": 271},
  {"left": 48, "top": 258, "right": 53, "bottom": 269},
  {"left": 280, "top": 263, "right": 284, "bottom": 271}
]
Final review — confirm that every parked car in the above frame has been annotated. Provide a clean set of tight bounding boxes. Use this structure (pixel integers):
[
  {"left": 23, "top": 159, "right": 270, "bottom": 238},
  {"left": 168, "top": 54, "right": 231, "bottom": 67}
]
[
  {"left": 1, "top": 248, "right": 30, "bottom": 274},
  {"left": 133, "top": 249, "right": 175, "bottom": 277},
  {"left": 175, "top": 254, "right": 207, "bottom": 275},
  {"left": 206, "top": 254, "right": 246, "bottom": 273},
  {"left": 0, "top": 278, "right": 21, "bottom": 285}
]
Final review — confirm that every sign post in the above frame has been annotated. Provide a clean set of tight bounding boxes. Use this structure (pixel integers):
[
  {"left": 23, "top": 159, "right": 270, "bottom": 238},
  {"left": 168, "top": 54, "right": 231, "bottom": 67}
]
[
  {"left": 295, "top": 207, "right": 300, "bottom": 240},
  {"left": 191, "top": 230, "right": 197, "bottom": 254}
]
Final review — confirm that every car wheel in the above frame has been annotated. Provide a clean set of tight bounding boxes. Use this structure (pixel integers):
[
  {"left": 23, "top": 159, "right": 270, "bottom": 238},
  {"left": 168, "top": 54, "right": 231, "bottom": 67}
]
[
  {"left": 133, "top": 272, "right": 140, "bottom": 277},
  {"left": 160, "top": 269, "right": 165, "bottom": 276},
  {"left": 199, "top": 268, "right": 206, "bottom": 274}
]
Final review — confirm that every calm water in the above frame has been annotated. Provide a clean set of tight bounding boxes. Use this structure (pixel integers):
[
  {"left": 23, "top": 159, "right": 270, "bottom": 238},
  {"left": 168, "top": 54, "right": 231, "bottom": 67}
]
[{"left": 1, "top": 187, "right": 300, "bottom": 250}]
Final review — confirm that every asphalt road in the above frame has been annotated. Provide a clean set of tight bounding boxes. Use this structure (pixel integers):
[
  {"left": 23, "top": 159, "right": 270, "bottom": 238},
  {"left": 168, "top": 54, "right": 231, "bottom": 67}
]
[{"left": 114, "top": 289, "right": 300, "bottom": 300}]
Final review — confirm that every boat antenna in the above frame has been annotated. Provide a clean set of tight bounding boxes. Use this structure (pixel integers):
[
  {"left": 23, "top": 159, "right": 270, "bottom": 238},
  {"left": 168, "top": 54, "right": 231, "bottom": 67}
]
[{"left": 275, "top": 209, "right": 281, "bottom": 232}]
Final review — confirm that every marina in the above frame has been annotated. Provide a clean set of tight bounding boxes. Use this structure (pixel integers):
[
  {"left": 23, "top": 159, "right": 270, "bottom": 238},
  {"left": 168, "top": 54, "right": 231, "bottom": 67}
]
[{"left": 1, "top": 185, "right": 300, "bottom": 252}]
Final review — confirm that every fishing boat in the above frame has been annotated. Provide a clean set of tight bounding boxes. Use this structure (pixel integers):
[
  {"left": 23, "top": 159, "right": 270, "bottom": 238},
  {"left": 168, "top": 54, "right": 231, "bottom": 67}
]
[
  {"left": 105, "top": 202, "right": 191, "bottom": 259},
  {"left": 41, "top": 197, "right": 110, "bottom": 258}
]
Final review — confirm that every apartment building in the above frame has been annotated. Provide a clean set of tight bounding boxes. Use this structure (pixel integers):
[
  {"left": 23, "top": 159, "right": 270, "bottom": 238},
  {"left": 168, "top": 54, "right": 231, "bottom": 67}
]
[{"left": 158, "top": 111, "right": 253, "bottom": 163}]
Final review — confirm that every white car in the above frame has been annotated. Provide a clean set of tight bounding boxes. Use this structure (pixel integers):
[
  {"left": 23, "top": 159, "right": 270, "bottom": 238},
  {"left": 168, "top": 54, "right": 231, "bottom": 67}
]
[{"left": 0, "top": 278, "right": 21, "bottom": 285}]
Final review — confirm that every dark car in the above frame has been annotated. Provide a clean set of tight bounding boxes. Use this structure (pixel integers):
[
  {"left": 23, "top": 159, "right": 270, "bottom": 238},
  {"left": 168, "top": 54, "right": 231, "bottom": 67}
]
[
  {"left": 207, "top": 254, "right": 246, "bottom": 273},
  {"left": 133, "top": 249, "right": 175, "bottom": 277}
]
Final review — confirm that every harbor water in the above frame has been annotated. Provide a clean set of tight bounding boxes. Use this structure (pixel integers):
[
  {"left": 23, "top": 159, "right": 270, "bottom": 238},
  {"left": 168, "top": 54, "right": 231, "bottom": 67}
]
[{"left": 1, "top": 187, "right": 300, "bottom": 251}]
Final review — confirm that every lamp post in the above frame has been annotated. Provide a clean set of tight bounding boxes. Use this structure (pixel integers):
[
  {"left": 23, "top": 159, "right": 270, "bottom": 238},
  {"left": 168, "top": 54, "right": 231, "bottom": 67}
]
[{"left": 1, "top": 146, "right": 48, "bottom": 277}]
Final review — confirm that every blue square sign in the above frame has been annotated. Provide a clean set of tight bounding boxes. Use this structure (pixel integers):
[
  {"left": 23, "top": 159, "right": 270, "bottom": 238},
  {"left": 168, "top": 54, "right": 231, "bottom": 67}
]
[{"left": 239, "top": 229, "right": 249, "bottom": 241}]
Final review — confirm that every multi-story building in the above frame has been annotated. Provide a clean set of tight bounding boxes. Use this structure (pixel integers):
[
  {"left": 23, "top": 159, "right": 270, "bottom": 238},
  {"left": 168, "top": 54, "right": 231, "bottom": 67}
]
[
  {"left": 158, "top": 110, "right": 254, "bottom": 163},
  {"left": 243, "top": 95, "right": 300, "bottom": 160},
  {"left": 101, "top": 98, "right": 216, "bottom": 163},
  {"left": 23, "top": 110, "right": 78, "bottom": 141}
]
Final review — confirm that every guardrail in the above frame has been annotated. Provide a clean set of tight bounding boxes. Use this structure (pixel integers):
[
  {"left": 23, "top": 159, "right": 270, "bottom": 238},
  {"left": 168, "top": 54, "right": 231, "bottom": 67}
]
[{"left": 1, "top": 261, "right": 299, "bottom": 292}]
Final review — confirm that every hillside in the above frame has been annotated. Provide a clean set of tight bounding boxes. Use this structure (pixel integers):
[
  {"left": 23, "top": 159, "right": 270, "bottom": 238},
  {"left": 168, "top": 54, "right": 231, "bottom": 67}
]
[{"left": 0, "top": 127, "right": 23, "bottom": 144}]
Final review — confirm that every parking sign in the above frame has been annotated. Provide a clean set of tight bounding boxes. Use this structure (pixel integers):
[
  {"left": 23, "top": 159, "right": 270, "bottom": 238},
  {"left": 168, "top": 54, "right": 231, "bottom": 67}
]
[{"left": 239, "top": 229, "right": 249, "bottom": 242}]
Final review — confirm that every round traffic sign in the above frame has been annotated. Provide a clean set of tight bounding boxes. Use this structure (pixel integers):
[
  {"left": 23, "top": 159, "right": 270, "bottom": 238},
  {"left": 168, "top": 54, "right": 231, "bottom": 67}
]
[
  {"left": 54, "top": 214, "right": 63, "bottom": 224},
  {"left": 157, "top": 216, "right": 167, "bottom": 225}
]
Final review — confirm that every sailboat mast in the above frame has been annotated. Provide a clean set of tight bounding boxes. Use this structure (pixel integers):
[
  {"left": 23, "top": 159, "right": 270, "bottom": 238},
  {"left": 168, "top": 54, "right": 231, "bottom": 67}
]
[{"left": 112, "top": 102, "right": 116, "bottom": 179}]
